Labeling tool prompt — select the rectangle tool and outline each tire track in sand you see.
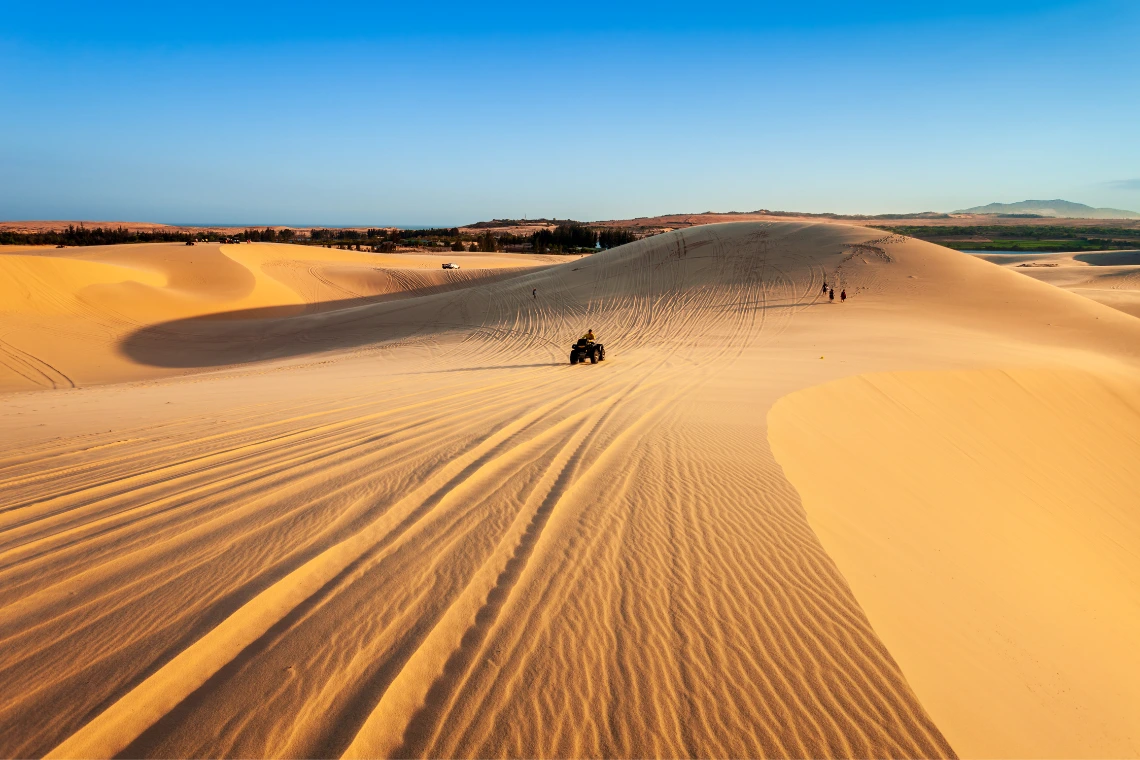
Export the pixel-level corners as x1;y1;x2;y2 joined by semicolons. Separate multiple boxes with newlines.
342;360;686;758
43;386;607;759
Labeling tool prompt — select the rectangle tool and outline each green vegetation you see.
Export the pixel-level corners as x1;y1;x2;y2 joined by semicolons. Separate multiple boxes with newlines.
1;221;645;253
0;225;306;246
531;223;596;253
0;225;209;246
871;225;1140;252
945;241;1123;253
477;231;497;252
238;227;296;242
599;228;637;248
530;224;637;253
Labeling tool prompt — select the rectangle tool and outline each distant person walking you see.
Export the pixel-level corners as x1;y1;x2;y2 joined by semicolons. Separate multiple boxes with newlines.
532;288;537;300
840;288;847;302
829;288;835;302
822;281;828;293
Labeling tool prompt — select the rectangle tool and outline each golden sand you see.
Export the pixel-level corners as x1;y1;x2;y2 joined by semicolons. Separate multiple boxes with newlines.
977;249;1140;319
1;224;1138;757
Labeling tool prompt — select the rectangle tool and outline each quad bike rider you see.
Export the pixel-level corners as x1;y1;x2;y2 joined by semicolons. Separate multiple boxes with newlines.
570;329;606;365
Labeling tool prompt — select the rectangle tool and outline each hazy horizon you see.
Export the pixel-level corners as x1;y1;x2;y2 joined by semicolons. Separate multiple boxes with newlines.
9;198;1140;229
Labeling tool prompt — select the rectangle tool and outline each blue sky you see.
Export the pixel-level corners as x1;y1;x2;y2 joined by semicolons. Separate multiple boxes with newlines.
2;0;1138;225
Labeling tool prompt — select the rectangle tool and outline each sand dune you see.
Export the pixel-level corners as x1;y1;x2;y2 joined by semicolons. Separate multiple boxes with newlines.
0;243;568;391
2;223;1139;758
770;369;1140;758
976;249;1140;318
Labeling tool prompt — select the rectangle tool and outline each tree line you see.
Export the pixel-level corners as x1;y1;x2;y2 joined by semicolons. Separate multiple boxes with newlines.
0;225;299;246
0;225;205;246
307;224;640;254
531;224;636;253
2;223;645;251
876;224;1140;242
238;228;296;242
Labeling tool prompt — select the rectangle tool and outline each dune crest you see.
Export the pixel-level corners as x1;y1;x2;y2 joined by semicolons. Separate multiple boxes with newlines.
976;249;1140;319
3;222;1139;757
0;243;567;391
769;368;1140;758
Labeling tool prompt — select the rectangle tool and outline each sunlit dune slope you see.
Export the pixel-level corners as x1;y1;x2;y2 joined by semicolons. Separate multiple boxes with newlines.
976;249;1140;318
770;369;1140;758
117;224;1140;375
2;222;1139;759
0;242;564;391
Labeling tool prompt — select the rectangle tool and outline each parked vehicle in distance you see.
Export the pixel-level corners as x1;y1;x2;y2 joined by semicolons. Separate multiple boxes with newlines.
442;262;461;269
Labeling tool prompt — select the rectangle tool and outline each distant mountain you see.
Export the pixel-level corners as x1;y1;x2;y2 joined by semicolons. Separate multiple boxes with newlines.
956;200;1140;219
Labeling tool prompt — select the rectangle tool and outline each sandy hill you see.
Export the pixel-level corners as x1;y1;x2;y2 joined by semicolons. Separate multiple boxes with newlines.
974;248;1140;318
0;243;570;390
957;199;1140;219
1;223;1139;759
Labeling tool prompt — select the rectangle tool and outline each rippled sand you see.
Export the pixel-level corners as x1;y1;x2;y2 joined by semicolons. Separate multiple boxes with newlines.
2;223;1138;758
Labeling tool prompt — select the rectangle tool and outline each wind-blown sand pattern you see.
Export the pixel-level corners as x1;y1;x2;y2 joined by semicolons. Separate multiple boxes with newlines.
770;369;1140;758
975;249;1140;319
2;223;1139;758
0;243;567;391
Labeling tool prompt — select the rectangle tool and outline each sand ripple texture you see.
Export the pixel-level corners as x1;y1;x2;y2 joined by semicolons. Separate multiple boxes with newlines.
2;222;1139;758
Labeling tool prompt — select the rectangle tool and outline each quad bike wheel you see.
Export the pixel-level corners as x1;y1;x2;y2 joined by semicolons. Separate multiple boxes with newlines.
597;345;606;361
570;351;578;365
590;348;598;364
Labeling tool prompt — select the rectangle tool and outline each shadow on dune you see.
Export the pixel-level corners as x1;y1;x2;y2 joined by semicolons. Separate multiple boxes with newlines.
116;261;566;369
115;278;580;370
117;293;485;369
1074;250;1140;266
118;223;854;372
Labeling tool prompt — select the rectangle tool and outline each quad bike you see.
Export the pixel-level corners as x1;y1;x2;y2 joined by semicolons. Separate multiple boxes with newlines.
570;338;606;365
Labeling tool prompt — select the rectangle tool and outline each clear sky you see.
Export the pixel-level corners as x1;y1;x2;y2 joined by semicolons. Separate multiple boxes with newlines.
2;0;1138;225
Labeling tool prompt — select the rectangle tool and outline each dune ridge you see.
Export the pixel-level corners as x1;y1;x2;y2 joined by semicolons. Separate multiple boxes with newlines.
976;249;1140;318
0;243;567;391
2;222;1139;757
769;368;1140;758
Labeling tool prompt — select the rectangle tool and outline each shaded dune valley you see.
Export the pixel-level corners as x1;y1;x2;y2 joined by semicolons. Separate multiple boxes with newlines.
2;222;1139;758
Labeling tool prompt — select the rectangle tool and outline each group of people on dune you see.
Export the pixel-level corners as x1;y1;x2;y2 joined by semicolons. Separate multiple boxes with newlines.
822;280;846;302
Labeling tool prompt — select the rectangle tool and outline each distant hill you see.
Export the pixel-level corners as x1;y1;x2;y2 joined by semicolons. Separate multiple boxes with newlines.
956;200;1140;219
